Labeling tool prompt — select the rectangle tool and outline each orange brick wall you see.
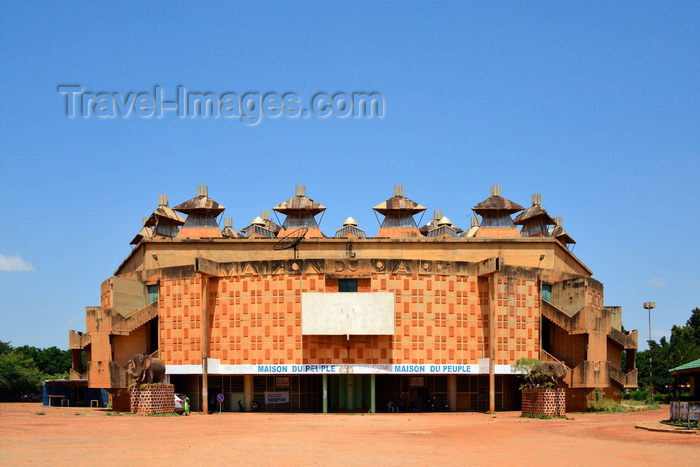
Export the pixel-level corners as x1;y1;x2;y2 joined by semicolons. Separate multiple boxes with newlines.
158;271;540;368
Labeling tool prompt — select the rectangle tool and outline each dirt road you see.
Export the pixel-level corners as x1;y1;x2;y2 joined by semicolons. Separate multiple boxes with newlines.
1;404;697;466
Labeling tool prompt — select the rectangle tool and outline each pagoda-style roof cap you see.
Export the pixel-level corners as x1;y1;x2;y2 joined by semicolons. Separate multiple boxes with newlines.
420;210;462;235
513;194;555;226
549;216;576;245
130;225;153;245
462;217;480;238
335;217;366;238
221;217;242;238
145;206;185;226
472;185;524;215
144;195;185;227
242;215;276;238
173;185;225;215
273;185;326;215
373;185;426;215
241;210;281;235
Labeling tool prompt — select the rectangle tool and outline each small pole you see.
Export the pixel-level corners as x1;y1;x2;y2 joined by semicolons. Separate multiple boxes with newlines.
643;302;656;396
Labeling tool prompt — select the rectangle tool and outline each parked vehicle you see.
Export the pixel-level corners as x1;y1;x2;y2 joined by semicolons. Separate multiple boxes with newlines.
174;393;187;414
20;393;42;402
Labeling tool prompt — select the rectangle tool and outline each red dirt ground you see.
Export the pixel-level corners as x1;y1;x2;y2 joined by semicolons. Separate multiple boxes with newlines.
1;403;698;466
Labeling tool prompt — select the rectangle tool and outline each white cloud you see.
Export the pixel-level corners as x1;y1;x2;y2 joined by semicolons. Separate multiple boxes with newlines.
648;278;668;288
0;254;35;272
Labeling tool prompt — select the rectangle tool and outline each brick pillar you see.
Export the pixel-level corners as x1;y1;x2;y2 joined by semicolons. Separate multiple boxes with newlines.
130;384;175;415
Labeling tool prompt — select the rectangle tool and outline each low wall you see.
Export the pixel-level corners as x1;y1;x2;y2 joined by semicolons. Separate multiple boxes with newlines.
130;384;175;415
669;401;700;422
522;389;566;416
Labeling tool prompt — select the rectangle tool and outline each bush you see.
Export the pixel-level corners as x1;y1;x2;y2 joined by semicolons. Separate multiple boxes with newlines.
621;389;648;401
587;398;627;413
513;358;554;390
652;393;672;404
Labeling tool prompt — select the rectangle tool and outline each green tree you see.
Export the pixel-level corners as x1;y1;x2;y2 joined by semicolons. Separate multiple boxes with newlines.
0;341;12;355
13;345;71;377
637;307;700;393
0;352;43;401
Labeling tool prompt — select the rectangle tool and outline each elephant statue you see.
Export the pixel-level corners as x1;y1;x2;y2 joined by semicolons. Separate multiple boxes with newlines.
126;354;166;384
539;361;568;384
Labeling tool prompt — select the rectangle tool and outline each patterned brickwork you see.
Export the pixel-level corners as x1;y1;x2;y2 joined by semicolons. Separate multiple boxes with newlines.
158;269;541;368
130;384;175;415
521;388;566;416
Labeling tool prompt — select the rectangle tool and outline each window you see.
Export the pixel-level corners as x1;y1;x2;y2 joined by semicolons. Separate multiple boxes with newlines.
541;284;552;303
147;284;159;304
338;279;358;292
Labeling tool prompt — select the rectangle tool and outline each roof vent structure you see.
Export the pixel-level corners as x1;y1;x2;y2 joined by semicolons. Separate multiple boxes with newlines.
174;186;225;238
221;217;242;238
335;217;366;238
471;186;523;238
462;216;480;238
549;216;576;248
144;194;185;238
242;215;276;238
514;193;555;237
426;216;459;238
273;186;326;238
374;186;426;238
420;209;462;236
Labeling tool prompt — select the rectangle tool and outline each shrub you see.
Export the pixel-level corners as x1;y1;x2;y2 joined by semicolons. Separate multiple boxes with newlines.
513;358;554;390
587;398;627;413
621;389;648;401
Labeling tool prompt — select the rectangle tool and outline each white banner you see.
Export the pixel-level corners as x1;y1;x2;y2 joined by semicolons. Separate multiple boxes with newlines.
265;391;290;404
168;361;518;375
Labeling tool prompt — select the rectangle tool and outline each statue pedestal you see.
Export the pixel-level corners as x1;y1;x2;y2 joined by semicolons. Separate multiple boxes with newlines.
130;384;175;415
521;388;566;416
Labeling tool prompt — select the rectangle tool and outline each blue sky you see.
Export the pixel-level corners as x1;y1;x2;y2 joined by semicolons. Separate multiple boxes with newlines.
1;2;698;351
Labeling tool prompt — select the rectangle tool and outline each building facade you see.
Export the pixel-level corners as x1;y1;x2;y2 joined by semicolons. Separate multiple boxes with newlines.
69;185;638;413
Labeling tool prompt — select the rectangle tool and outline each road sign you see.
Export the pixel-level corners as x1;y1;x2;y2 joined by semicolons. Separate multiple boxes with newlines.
217;394;224;403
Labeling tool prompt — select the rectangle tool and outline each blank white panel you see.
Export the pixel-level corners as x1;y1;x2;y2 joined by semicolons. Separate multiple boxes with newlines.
301;292;395;335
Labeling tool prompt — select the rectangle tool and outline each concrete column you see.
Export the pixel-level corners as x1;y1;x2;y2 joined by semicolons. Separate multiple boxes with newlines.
353;375;362;409
370;374;376;413
488;274;496;414
243;374;253;411
323;374;328;414
339;375;347;408
447;374;457;412
200;274;209;414
346;374;355;410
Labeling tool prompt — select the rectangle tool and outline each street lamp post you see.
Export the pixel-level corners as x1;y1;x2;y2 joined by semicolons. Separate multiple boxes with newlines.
643;302;656;396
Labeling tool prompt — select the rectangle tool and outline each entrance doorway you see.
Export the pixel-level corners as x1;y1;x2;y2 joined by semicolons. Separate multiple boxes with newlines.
328;375;372;412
